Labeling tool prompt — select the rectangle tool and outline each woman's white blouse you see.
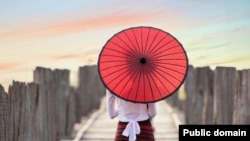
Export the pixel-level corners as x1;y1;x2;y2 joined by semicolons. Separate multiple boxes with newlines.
106;89;157;141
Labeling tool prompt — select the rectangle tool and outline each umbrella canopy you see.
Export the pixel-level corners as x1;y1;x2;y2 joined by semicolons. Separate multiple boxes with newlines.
98;26;188;103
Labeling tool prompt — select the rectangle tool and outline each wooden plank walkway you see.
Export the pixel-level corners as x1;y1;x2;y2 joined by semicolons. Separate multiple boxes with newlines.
63;97;183;141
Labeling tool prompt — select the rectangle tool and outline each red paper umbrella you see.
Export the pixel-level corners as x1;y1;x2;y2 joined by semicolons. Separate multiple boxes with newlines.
98;26;188;103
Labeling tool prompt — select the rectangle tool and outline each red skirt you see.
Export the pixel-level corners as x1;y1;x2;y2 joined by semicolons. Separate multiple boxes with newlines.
114;119;155;141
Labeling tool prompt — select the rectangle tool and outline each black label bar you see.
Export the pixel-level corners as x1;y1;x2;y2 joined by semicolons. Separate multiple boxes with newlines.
179;125;250;140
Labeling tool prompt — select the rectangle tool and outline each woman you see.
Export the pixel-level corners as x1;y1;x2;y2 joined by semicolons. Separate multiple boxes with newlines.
106;89;157;141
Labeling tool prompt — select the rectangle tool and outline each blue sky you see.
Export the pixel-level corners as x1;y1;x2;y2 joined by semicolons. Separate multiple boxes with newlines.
0;0;250;90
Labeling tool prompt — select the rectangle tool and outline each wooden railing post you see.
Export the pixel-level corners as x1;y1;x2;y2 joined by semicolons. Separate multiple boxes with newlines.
77;65;105;117
184;65;214;124
0;84;10;141
184;65;197;124
233;69;250;124
54;69;70;137
34;67;59;141
0;65;105;140
213;66;237;124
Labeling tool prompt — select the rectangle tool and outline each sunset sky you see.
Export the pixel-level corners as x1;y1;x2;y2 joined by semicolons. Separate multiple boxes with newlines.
1;0;250;91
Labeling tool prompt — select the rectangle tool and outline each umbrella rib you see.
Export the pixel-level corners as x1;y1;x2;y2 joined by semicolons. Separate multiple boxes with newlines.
154;63;186;76
116;35;140;57
134;64;143;102
104;64;140;98
146;34;169;57
101;58;140;79
145;69;155;101
100;60;129;64
123;32;141;56
152;67;178;89
102;65;130;80
101;54;129;59
143;27;151;55
111;63;137;95
126;62;142;100
100;63;128;71
107;58;140;100
149;68;170;98
117;62;140;100
152;52;186;60
148;67;162;99
148;39;175;57
149;61;186;68
154;64;185;84
140;27;144;56
132;28;142;54
152;58;187;62
150;45;181;57
109;41;137;58
145;30;160;56
145;63;162;101
142;67;146;102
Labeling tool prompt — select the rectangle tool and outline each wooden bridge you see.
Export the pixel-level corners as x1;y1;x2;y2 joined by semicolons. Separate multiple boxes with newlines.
62;97;183;141
1;65;249;141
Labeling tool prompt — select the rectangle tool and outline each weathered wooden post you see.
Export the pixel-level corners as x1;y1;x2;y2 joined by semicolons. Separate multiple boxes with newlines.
34;67;59;141
213;66;237;124
91;65;105;110
66;87;77;136
9;81;26;141
86;65;97;111
77;66;90;116
0;81;40;141
0;85;10;141
54;69;70;137
233;69;250;124
199;66;214;124
184;65;197;124
166;91;179;108
19;82;39;141
77;65;105;117
184;65;214;124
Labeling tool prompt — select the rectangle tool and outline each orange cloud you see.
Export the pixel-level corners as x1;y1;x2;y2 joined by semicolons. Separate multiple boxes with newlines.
0;12;156;40
0;62;20;70
52;54;79;61
43;13;150;36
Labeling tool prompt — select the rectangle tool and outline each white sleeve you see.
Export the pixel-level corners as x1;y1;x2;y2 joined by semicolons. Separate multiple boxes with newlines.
148;103;157;118
106;89;119;119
